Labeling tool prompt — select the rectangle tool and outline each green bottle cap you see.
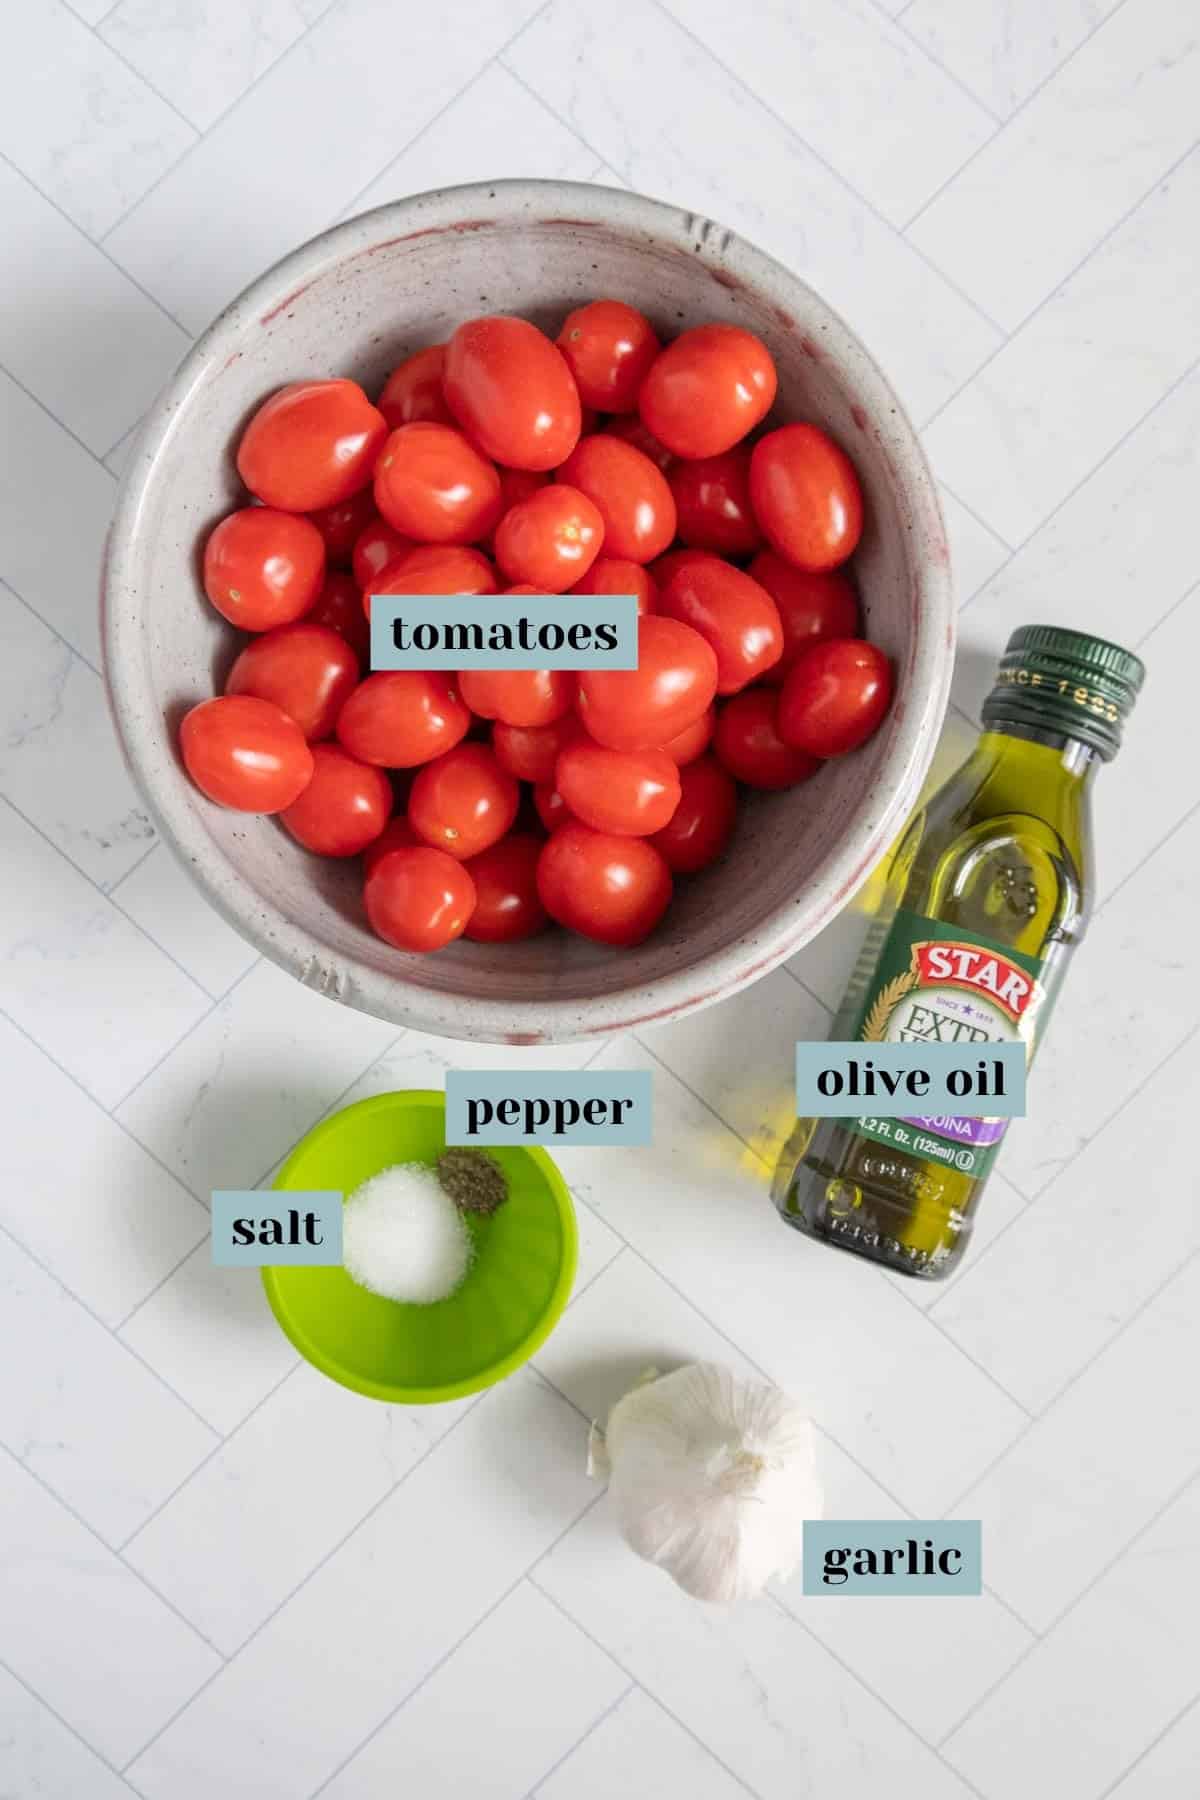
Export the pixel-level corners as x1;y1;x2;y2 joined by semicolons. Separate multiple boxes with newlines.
981;624;1145;760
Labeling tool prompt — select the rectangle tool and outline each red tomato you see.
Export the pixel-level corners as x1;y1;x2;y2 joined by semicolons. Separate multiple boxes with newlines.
483;467;549;553
180;695;313;813
362;814;418;878
408;743;519;860
373;422;501;545
279;743;392;856
493;714;583;784
533;782;569;833
537;823;672;947
555;300;660;412
649;548;724;589
351;518;414;592
639;325;776;459
557;741;681;837
304;569;371;661
570;556;657;615
364;845;475;953
203;508;325;631
577;614;718;752
463;834;548;943
494;484;604;591
557;436;675;564
650;754;738;873
659;560;783;694
748;425;863;571
443;316;581;471
236;379;387;511
305;490;377;567
366;544;497;615
605;412;675;472
377;345;453;428
747;551;859;684
713;689;820;790
226;621;358;740
669;447;762;557
660;704;715;765
458;668;574;729
336;672;470;767
776;638;893;757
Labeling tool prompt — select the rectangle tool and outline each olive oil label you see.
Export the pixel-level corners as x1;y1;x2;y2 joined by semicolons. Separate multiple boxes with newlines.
845;908;1044;1179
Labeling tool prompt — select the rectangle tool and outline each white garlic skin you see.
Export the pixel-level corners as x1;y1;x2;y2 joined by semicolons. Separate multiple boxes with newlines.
604;1362;822;1605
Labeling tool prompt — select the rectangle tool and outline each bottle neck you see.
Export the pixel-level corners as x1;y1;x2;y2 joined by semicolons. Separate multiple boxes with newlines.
979;721;1100;785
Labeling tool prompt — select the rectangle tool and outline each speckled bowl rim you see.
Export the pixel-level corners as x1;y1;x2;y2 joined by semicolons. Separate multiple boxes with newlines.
102;178;954;1044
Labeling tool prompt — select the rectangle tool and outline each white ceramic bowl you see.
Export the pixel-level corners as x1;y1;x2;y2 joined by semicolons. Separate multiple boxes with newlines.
103;179;953;1045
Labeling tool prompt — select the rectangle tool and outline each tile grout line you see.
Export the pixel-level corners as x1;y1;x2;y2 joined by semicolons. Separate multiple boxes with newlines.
84;17;210;138
858;0;1006;126
0;145;194;342
1094;791;1200;922
527;1574;766;1800
957;348;1200;618
938;476;1015;556
0;1651;142;1794
0;354;121;477
105;953;262;1119
1095;1690;1200;1800
779;960;835;1016
521;1678;637;1800
900;0;1136;234
0;1441;226;1662
912;131;1200;437
0;573;105;681
937;1462;1200;1756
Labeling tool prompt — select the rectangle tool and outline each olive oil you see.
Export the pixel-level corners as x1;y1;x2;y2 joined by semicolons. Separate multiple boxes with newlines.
772;625;1144;1279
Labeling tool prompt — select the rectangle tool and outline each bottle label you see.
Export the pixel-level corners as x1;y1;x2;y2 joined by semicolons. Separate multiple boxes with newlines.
844;909;1044;1180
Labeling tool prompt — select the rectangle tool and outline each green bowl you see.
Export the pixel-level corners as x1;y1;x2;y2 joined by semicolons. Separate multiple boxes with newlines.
262;1091;577;1404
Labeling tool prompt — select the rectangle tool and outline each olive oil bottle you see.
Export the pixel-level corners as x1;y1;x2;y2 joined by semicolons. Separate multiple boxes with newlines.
772;625;1144;1279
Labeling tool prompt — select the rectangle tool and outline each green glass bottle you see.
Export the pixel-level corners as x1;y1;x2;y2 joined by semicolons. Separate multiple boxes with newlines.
772;624;1145;1279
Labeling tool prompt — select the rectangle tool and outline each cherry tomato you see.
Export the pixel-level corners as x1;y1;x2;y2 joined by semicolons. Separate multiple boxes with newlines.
364;845;475;953
443;316;581;471
203;508;325;631
408;743;519;860
577;614;718;752
236;379;388;511
639;325;776;459
493;714;583;784
712;689;820;790
458;668;575;729
537;823;672;947
747;551;859;685
494;484;604;591
365;544;497;615
305;490;377;567
650;754;738;873
533;781;570;833
180;695;313;813
659;704;715;765
279;743;392;856
225;621;358;740
362;814;418;878
659;560;783;694
669;447;762;557
557;741;681;837
483;467;549;553
373;422;501;545
604;412;675;472
557;436;675;564
463;834;548;943
336;672;470;767
555;300;660;412
304;569;371;661
377;345;454;428
351;518;414;592
648;548;723;589
570;556;657;615
748;425;863;571
776;638;892;757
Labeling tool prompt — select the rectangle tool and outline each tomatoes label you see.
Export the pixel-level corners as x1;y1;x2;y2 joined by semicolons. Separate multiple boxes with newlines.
366;593;639;671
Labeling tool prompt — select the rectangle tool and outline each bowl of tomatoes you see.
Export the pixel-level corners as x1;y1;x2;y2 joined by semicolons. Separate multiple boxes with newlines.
103;179;953;1044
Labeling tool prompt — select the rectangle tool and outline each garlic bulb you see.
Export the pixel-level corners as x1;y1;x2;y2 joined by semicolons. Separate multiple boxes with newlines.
591;1362;822;1604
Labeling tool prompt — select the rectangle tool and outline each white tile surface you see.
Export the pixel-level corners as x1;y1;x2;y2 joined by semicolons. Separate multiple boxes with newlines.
4;10;1200;1795
0;1229;215;1547
0;1452;218;1767
909;0;1200;325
